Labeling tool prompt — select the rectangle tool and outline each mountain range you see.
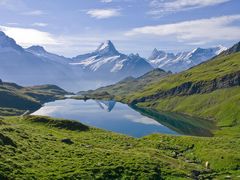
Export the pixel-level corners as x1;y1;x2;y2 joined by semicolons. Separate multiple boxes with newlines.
0;30;230;91
71;40;153;79
0;31;153;91
148;46;227;73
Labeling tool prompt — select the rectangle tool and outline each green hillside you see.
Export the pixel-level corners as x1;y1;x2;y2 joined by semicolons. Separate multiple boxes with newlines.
1;115;239;179
0;81;69;116
85;43;240;135
79;68;171;99
128;52;240;101
1;43;240;179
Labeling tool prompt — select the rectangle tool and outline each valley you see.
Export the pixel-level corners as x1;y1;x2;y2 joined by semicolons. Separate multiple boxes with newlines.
0;33;240;179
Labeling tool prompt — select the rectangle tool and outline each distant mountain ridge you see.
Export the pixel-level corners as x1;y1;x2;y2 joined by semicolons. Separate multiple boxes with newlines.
26;45;72;64
148;45;227;73
71;40;153;79
0;32;152;91
0;30;234;91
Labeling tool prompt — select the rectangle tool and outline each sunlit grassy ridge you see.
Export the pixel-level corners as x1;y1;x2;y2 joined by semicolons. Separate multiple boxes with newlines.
137;87;240;135
1;116;240;179
128;52;240;99
0;82;69;116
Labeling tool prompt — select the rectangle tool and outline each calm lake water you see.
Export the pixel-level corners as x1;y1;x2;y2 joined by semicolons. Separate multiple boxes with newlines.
32;99;178;137
32;99;215;137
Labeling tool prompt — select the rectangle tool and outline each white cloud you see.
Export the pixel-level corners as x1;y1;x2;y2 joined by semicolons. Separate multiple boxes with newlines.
0;25;58;46
0;24;127;56
101;0;113;2
86;8;120;19
22;10;45;16
125;15;240;43
124;114;162;126
148;0;231;16
32;22;48;27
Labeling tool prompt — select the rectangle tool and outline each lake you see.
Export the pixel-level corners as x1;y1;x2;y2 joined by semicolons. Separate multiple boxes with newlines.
32;99;214;137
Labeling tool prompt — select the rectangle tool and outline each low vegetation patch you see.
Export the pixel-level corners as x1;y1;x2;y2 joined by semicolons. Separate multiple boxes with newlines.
25;115;89;131
0;116;240;179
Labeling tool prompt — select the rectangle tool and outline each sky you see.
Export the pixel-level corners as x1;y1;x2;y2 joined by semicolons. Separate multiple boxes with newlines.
0;0;240;58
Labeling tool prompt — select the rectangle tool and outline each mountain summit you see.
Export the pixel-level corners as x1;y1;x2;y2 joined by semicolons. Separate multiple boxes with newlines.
26;45;71;64
148;46;227;73
72;40;153;79
0;31;23;51
95;40;119;55
26;45;47;54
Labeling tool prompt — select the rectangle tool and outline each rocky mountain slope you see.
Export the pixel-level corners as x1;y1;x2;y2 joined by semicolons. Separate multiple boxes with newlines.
71;40;153;79
0;31;153;91
0;31;76;89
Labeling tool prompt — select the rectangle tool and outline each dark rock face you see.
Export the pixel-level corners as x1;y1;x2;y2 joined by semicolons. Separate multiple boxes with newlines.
131;71;240;104
0;79;2;85
61;138;74;145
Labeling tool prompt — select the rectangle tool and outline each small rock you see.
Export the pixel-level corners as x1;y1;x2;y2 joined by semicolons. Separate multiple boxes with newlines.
191;170;200;178
61;138;74;145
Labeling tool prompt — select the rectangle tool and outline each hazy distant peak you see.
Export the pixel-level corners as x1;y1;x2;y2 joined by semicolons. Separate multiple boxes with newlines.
26;45;47;54
0;31;23;51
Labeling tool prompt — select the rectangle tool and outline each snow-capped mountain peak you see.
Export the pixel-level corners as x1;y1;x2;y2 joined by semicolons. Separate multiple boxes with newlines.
71;40;153;79
95;40;119;56
148;45;227;72
215;45;227;54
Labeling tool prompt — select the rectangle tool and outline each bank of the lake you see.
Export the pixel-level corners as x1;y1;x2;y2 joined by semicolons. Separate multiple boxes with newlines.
1;115;240;179
32;99;215;137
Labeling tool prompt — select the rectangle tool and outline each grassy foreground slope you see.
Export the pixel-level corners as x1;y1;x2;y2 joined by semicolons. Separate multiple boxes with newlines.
1;116;240;179
0;80;69;116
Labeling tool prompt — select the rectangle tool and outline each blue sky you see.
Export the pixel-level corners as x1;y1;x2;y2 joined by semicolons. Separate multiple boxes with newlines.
0;0;240;57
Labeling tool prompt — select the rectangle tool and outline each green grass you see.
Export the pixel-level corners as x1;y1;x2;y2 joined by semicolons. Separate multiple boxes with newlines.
1;49;240;179
131;52;240;98
137;87;240;135
0;82;69;116
81;68;170;98
1;115;240;179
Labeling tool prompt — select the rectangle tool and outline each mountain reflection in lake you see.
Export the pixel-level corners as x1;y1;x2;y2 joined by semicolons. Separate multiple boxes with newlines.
32;99;178;137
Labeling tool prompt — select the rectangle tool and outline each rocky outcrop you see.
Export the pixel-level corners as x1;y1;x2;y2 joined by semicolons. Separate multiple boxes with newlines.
131;71;240;104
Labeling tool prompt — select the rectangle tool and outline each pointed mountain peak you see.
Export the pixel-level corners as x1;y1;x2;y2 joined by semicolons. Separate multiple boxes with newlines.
152;48;159;53
149;48;167;60
0;31;23;51
26;45;47;54
95;40;119;55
